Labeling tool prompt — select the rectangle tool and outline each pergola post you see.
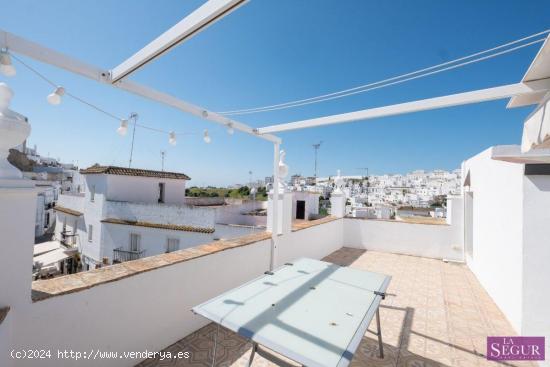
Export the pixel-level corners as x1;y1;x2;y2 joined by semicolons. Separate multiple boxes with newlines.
270;143;280;271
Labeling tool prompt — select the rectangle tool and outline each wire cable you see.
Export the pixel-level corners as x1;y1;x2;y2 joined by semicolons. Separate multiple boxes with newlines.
218;30;550;116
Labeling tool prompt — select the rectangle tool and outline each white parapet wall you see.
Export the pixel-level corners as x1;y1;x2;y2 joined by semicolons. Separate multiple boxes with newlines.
104;200;216;229
342;217;463;261
11;219;344;367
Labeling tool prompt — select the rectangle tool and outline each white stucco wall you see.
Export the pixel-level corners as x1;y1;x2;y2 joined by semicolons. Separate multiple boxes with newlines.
521;174;550;359
215;200;267;227
11;219;344;367
56;193;85;213
102;223;214;261
0;182;37;367
278;219;343;264
105;175;186;205
0;311;13;367
463;147;525;332
104;201;215;229
343;218;463;261
291;191;320;220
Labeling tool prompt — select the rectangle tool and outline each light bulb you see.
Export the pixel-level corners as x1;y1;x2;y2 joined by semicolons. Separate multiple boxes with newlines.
203;129;211;144
227;123;234;135
169;131;177;146
0;51;15;77
47;86;65;105
117;119;128;136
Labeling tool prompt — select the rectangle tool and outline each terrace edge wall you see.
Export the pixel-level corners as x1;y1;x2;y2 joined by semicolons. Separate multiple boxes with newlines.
12;218;344;367
341;217;463;261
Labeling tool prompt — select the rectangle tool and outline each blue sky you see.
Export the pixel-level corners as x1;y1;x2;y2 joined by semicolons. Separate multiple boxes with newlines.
1;1;548;186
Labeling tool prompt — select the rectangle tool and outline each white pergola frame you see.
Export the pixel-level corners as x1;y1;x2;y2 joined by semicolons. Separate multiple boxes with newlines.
1;1;549;271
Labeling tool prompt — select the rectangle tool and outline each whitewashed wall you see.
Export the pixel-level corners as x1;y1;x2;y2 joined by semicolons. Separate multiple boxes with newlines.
0;182;37;367
463;147;525;332
12;219;344;367
291;191;320;220
343;218;463;261
105;175;186;205
57;193;85;212
104;201;216;229
278;219;343;264
215;200;267;227
520;174;550;361
0;311;12;367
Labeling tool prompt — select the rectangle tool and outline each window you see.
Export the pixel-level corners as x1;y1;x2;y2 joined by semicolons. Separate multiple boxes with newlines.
90;185;96;202
158;183;165;203
129;233;141;252
166;238;180;253
62;217;67;233
88;224;93;242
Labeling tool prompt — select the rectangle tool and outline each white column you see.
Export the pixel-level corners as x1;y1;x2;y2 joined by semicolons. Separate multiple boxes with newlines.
330;170;347;218
269;143;279;271
330;193;347;218
0;83;35;367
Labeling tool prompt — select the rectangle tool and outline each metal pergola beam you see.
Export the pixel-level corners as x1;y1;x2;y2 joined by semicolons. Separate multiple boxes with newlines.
0;28;280;144
110;0;248;83
257;80;550;134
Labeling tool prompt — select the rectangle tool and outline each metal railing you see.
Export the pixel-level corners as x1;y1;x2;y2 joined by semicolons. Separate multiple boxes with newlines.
113;247;146;263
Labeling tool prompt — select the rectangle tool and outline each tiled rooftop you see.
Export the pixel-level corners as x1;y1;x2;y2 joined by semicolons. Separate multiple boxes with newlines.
101;218;215;233
53;205;83;216
80;165;191;180
137;248;534;367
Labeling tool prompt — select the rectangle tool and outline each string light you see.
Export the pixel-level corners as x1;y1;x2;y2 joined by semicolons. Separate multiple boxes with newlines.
9;52;226;146
169;131;177;145
203;129;211;144
117;119;129;136
0;50;16;77
47;86;65;105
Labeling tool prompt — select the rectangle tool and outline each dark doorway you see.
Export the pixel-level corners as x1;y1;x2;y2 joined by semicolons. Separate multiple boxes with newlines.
296;200;306;220
158;183;165;203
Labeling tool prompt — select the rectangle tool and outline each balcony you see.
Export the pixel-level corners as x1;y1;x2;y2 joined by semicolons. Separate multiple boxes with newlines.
112;247;146;263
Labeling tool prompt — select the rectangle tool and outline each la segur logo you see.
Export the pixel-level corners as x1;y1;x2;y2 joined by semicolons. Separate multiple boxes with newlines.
487;337;545;361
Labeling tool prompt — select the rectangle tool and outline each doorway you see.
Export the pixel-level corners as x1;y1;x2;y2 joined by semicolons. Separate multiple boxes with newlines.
296;200;306;220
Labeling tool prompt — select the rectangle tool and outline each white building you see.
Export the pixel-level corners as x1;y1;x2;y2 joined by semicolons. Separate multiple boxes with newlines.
54;165;219;269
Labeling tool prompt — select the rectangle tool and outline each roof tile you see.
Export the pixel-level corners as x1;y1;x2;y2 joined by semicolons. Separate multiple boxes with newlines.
80;165;190;180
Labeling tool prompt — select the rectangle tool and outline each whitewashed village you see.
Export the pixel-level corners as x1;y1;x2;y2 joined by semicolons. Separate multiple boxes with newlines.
1;2;550;367
12;138;460;277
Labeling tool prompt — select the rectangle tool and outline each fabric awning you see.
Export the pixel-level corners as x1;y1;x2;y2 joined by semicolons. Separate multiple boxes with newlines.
33;241;61;256
33;248;70;267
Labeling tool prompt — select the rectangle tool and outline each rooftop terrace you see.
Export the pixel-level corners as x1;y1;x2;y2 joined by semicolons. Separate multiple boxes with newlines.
137;248;531;367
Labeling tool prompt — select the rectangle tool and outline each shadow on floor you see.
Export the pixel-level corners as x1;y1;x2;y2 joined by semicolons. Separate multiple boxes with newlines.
322;247;366;267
